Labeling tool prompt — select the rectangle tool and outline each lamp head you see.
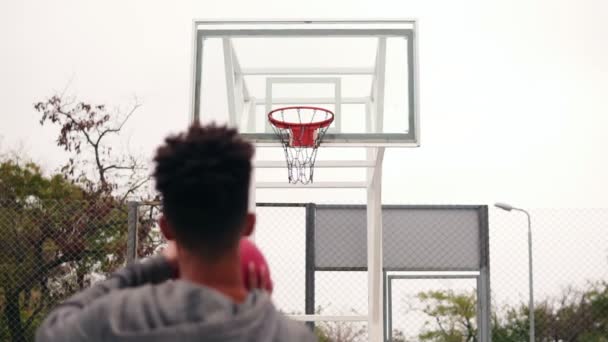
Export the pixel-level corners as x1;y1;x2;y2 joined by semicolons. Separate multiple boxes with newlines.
494;202;514;211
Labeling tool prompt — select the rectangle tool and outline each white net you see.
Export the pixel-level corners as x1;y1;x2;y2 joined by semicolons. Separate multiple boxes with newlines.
268;106;334;184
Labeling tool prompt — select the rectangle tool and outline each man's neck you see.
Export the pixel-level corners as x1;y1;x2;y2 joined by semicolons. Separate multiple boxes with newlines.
177;248;248;303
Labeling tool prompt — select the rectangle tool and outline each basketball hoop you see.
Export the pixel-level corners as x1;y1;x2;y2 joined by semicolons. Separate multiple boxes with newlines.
268;106;334;184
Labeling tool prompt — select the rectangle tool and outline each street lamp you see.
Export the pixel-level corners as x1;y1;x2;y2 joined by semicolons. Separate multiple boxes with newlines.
495;202;535;342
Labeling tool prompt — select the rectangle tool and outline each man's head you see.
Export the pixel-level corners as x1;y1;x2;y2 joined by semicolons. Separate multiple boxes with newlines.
153;123;255;259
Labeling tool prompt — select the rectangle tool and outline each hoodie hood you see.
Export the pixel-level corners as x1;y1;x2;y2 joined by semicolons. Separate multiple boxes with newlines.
36;256;316;342
100;280;314;342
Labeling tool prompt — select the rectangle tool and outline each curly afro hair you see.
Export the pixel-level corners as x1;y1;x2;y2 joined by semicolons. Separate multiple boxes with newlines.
153;123;254;256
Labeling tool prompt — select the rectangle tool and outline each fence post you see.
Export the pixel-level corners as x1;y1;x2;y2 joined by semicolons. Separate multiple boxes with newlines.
383;269;388;341
478;205;491;341
127;201;139;265
305;202;316;330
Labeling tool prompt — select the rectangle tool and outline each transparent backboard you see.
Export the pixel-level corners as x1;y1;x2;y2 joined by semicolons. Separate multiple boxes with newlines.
191;20;419;147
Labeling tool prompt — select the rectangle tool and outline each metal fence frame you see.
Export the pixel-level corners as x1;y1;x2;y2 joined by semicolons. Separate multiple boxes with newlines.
254;203;491;341
4;200;606;341
385;274;481;341
126;201;139;265
126;202;490;340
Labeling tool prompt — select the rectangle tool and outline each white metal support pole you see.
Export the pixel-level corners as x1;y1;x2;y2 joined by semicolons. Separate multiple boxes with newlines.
234;75;245;124
255;97;368;105
367;40;387;341
247;96;256;133
264;79;273;133
230;44;250;101
222;38;237;126
241;67;375;75
367;147;384;342
365;99;373;134
230;43;250;128
334;78;342;133
288;315;368;322
240;100;252;132
372;38;387;132
190;25;203;123
256;181;367;189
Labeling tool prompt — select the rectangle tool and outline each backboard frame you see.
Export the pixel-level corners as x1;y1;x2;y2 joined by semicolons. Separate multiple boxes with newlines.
190;19;420;147
265;77;342;134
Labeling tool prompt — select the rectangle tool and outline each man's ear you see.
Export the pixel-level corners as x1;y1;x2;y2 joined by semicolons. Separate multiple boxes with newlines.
159;215;176;241
242;213;256;237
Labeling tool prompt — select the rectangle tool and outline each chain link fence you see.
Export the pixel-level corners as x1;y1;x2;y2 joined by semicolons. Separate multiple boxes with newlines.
0;199;127;342
0;199;162;342
1;200;606;341
487;208;608;342
238;204;607;341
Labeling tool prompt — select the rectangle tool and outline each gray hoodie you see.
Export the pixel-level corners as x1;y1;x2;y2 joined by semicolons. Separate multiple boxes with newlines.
36;257;316;342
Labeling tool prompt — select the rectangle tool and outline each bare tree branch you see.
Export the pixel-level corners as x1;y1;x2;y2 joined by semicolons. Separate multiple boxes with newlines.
96;103;141;144
120;176;151;204
102;164;141;172
436;316;449;336
35;95;150;198
53;107;98;149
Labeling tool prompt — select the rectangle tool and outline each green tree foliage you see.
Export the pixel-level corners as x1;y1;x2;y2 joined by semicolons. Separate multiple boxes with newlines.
0;94;161;342
0;160;128;342
33;94;162;259
417;290;478;342
314;321;367;342
413;282;608;342
309;305;367;342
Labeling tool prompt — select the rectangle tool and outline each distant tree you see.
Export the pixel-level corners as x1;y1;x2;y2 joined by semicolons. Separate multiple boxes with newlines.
415;282;608;342
0;93;162;342
0;160;127;342
584;281;608;341
315;321;367;342
390;329;408;341
34;95;148;199
33;94;161;259
311;305;368;342
416;290;478;342
497;282;608;341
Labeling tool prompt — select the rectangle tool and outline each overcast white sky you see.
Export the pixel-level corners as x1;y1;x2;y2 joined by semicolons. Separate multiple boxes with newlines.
1;0;608;208
1;0;607;334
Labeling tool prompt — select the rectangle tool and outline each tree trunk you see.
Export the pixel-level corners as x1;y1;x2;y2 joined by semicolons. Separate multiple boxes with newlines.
5;290;26;342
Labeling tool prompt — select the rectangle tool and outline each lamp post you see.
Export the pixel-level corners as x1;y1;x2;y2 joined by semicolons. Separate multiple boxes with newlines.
495;202;534;342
